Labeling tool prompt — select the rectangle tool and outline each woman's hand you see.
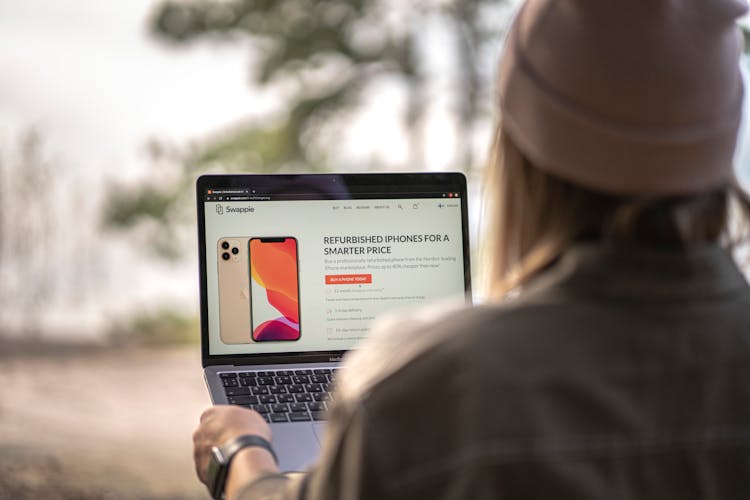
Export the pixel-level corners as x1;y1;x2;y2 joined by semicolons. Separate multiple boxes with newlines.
193;405;280;497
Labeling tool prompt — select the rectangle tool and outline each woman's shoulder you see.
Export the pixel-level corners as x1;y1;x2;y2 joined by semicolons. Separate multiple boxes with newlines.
334;296;550;402
334;297;467;401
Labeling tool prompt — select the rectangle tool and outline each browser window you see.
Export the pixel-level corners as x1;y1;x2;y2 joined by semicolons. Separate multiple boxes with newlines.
203;191;466;355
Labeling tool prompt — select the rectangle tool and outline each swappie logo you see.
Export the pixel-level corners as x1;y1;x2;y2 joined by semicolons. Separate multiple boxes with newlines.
225;205;255;214
216;204;256;215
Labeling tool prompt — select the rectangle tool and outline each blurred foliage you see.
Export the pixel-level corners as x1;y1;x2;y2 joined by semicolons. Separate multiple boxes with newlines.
104;0;507;256
110;308;200;346
105;185;178;228
148;0;504;170
0;129;99;335
102;139;196;260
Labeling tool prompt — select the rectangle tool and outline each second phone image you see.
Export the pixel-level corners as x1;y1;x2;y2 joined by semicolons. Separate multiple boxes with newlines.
249;237;301;342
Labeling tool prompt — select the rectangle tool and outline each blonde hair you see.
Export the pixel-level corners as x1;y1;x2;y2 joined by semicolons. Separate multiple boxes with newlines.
482;125;750;300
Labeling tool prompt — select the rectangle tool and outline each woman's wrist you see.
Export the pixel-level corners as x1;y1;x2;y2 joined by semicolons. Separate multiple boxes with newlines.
225;445;281;499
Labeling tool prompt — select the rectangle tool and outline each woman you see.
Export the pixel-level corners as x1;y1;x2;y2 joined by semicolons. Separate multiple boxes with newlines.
193;0;750;498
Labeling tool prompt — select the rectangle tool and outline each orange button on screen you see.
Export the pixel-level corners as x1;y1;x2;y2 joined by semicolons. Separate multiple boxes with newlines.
325;274;373;285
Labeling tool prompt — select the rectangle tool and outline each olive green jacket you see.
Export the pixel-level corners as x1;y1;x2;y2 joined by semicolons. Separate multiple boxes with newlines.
238;243;750;499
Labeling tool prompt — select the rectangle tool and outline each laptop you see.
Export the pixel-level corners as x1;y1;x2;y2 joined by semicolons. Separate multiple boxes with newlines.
196;173;472;471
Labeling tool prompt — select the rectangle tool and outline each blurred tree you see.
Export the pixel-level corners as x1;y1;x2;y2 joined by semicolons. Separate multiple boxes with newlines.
0;130;54;335
103;138;194;260
152;0;420;170
104;0;509;252
149;0;508;171
0;130;100;337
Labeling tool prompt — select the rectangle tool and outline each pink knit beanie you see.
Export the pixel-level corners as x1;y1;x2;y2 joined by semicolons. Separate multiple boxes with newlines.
498;0;748;195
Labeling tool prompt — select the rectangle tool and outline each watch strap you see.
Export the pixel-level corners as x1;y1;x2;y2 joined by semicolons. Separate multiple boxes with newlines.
222;434;278;466
208;434;278;500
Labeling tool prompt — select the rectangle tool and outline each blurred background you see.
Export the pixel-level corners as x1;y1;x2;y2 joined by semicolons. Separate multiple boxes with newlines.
1;1;750;498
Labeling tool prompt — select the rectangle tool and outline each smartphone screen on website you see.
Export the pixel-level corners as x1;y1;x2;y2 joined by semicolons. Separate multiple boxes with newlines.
249;237;301;341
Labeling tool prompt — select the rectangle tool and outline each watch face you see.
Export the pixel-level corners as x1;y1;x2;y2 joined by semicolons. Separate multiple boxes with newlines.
211;445;228;465
207;446;229;499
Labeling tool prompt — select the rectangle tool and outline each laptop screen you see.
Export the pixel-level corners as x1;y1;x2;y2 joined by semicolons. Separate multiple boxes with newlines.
197;173;471;361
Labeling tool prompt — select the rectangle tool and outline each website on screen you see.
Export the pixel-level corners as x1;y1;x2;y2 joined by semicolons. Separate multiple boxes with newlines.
205;197;465;355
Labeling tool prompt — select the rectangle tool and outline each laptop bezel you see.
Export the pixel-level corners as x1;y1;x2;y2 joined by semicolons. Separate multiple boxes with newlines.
196;173;472;368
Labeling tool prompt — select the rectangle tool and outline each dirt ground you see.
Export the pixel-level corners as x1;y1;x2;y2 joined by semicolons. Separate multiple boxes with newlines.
0;341;212;499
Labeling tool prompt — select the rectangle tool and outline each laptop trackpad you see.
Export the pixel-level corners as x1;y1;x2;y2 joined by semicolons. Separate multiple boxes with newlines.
274;423;322;473
312;423;327;445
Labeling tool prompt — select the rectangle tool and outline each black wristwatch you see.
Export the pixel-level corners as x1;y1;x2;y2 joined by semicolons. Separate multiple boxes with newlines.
205;434;278;500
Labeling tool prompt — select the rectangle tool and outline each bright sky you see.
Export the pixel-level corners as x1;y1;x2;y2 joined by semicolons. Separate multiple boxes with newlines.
0;0;258;181
2;0;749;181
0;0;266;337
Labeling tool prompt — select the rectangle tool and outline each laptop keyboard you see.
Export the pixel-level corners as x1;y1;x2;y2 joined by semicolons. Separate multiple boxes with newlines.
219;368;339;423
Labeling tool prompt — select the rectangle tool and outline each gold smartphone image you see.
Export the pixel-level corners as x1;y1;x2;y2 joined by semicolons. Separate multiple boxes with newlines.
217;237;252;344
